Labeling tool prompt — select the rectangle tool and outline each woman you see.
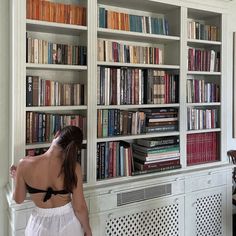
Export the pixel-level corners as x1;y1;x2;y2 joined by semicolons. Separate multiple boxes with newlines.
10;126;92;236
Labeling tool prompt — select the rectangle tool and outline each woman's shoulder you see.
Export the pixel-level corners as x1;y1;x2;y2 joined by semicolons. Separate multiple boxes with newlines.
18;154;43;167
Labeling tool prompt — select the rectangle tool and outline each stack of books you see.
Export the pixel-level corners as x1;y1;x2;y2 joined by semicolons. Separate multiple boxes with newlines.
132;136;181;174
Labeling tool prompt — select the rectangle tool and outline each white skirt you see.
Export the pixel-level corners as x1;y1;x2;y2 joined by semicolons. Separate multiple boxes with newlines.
25;202;84;236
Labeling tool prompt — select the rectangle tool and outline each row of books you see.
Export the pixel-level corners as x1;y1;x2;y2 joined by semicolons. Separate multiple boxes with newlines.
97;67;179;105
26;146;87;181
97;141;132;179
26;76;86;107
26;36;87;65
26;112;87;144
97;39;163;64
97;110;145;137
187;79;220;103
98;7;169;35
187;20;219;41
26;0;86;26
187;132;219;165
97;108;179;138
187;107;218;130
188;48;220;72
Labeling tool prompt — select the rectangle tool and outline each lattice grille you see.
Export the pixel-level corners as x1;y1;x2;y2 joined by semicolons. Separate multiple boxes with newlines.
105;203;179;236
196;193;222;236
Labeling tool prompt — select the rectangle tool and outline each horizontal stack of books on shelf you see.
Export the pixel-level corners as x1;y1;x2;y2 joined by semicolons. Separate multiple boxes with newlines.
26;76;86;107
187;132;219;165
97;141;132;180
98;6;169;35
26;0;86;26
144;108;178;133
132;136;181;175
26;112;87;143
97;67;179;105
26;36;87;65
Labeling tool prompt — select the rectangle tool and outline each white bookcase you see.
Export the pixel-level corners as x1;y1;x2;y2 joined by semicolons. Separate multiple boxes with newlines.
6;0;233;235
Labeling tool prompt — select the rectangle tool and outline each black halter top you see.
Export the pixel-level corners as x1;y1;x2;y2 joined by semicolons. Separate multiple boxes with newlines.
26;184;69;202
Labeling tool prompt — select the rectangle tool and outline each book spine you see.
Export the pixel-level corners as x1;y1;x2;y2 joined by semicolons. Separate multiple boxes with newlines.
134;158;180;171
131;164;181;176
26;76;33;106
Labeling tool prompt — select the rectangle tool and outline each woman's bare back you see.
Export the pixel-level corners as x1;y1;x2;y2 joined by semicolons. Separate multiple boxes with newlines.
22;152;71;208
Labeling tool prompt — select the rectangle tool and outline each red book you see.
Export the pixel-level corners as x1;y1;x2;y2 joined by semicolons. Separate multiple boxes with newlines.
45;80;51;106
134;158;180;171
107;142;112;178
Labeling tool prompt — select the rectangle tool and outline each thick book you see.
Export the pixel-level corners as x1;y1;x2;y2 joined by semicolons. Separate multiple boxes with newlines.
131;164;181;176
26;76;33;106
136;136;179;147
134;158;180;170
133;151;180;162
132;143;179;153
145;124;178;133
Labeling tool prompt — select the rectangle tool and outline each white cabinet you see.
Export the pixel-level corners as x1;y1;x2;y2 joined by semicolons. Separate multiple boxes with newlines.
185;186;227;236
91;196;185;236
6;165;232;236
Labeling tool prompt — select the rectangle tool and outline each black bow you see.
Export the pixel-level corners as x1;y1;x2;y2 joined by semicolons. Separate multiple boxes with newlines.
43;187;56;202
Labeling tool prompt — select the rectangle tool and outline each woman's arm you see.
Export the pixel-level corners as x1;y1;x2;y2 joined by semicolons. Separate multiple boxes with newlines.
11;160;27;204
72;163;92;236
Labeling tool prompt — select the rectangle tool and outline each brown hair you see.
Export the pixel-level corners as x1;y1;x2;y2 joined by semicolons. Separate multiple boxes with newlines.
56;126;83;193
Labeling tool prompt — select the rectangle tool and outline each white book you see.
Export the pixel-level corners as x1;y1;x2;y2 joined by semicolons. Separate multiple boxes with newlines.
97;66;101;104
38;39;43;64
43;40;48;64
34;38;39;64
210;50;216;72
159;48;163;64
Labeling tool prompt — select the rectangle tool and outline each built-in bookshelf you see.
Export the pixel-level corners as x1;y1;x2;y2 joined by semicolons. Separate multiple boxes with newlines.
23;0;89;182
96;1;182;180
10;0;227;187
186;8;222;166
9;1;232;235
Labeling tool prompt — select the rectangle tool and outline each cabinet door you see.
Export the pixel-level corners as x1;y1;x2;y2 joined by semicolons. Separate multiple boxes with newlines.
90;196;184;236
185;186;227;236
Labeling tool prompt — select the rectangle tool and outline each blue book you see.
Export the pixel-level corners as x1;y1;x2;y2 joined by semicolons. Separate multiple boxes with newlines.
99;7;105;28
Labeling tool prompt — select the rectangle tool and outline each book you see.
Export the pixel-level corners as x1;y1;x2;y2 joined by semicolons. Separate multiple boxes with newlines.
134;158;180;171
26;76;33;106
136;136;179;147
131;164;181;176
133;151;180;162
145;124;178;133
132;143;179;153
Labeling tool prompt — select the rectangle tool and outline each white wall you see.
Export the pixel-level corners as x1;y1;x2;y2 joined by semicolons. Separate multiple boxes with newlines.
226;2;236;151
0;0;9;235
